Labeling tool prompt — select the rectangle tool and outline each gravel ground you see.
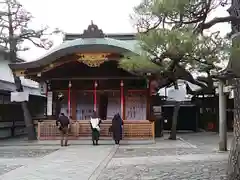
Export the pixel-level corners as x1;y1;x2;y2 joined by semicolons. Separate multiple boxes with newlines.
0;148;59;158
98;160;227;180
98;132;230;180
115;147;214;158
0;165;23;175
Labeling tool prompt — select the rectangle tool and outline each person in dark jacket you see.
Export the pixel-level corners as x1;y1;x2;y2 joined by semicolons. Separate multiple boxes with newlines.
111;113;123;145
56;113;70;147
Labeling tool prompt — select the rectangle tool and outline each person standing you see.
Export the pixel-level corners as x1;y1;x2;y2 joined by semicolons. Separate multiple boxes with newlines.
56;113;70;147
111;113;123;145
90;111;101;145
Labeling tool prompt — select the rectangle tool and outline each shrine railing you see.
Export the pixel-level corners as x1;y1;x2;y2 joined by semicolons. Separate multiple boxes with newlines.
36;120;154;140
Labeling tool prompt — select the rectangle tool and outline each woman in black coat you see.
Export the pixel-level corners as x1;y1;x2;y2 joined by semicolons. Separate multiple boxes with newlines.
111;113;123;145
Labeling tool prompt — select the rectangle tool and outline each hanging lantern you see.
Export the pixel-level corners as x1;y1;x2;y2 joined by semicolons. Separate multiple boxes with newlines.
69;81;72;88
94;81;98;88
120;81;124;87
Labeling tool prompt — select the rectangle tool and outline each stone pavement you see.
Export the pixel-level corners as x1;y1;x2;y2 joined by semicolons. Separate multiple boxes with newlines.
98;134;229;180
0;145;117;180
0;132;232;180
0;138;155;146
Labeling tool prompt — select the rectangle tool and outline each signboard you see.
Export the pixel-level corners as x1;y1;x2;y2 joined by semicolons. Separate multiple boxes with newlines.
153;106;162;118
47;91;53;116
168;88;186;102
11;92;29;102
39;82;47;95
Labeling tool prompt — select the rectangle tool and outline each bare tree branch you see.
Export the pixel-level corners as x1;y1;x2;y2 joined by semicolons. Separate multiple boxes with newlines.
0;0;62;53
196;15;238;33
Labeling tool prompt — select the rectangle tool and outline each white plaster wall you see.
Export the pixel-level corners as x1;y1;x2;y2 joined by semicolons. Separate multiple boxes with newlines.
158;80;202;101
0;56;38;88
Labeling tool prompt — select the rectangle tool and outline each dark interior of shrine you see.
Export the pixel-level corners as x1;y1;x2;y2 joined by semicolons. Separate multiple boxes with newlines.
44;59;148;120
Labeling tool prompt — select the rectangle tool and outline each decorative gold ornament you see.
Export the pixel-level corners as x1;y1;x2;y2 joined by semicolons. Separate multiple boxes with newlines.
76;53;110;67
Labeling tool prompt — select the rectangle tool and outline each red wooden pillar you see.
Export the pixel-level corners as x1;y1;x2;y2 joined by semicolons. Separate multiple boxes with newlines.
71;90;76;120
68;81;72;117
45;82;49;118
46;81;53;119
120;80;125;119
94;81;98;112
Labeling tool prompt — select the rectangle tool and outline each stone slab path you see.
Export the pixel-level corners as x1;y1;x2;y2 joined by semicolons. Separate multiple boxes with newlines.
0;145;117;180
0;132;231;180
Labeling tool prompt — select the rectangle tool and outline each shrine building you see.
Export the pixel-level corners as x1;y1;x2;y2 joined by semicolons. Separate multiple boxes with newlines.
9;22;155;140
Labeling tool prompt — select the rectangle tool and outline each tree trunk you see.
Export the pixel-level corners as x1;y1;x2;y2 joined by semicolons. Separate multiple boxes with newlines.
21;101;36;140
160;117;164;137
227;78;240;179
169;102;180;140
14;75;36;140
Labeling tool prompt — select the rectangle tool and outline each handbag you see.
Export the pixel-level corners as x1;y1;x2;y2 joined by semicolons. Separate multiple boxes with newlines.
96;125;100;132
58;125;63;131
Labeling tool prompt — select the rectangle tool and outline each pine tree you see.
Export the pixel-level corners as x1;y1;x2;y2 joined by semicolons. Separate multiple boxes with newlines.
120;0;231;140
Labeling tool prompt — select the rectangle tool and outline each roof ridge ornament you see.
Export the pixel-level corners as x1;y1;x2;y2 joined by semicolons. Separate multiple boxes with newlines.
81;20;105;38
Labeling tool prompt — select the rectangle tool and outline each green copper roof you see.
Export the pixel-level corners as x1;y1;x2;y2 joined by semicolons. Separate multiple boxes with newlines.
61;38;140;54
9;38;141;70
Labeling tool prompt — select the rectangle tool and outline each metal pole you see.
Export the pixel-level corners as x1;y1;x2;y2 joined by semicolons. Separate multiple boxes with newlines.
218;80;227;151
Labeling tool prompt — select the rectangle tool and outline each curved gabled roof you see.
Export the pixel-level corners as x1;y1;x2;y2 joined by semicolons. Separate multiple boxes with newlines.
9;37;141;70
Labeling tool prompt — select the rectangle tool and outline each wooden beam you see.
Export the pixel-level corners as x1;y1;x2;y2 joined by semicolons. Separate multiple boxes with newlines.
25;56;76;77
47;77;143;80
41;59;74;73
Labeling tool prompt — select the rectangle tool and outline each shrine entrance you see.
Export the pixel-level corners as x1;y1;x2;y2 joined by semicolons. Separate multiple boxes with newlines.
9;22;155;140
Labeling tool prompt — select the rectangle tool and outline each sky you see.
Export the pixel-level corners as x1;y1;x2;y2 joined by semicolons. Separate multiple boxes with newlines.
17;0;231;62
18;0;141;61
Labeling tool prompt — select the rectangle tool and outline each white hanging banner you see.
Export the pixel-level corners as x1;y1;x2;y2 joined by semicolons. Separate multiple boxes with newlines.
11;92;29;102
167;87;186;102
47;91;53;116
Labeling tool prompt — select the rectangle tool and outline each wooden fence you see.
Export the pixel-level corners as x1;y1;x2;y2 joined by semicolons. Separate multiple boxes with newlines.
36;120;154;140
